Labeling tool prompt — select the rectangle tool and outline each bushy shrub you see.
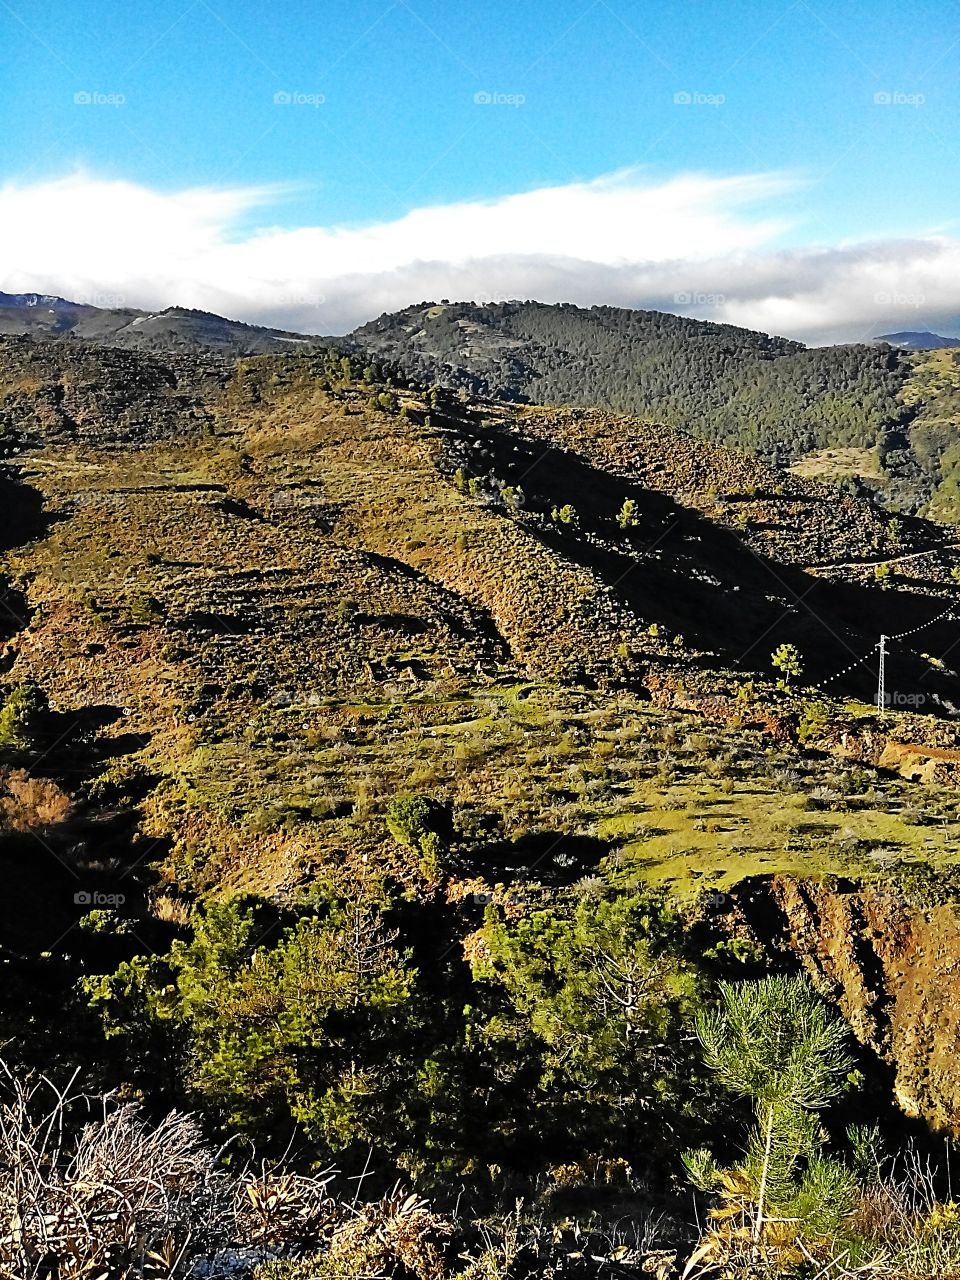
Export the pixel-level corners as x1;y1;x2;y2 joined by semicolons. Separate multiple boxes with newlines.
616;497;639;529
0;679;50;756
386;794;449;877
0;768;72;831
86;896;417;1150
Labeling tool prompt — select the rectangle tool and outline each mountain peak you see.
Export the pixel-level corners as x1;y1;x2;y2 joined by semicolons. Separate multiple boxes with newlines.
0;290;73;309
875;330;960;350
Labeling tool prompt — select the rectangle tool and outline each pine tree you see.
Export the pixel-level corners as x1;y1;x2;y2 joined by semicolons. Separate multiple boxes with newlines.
616;497;639;529
771;643;803;684
684;976;854;1254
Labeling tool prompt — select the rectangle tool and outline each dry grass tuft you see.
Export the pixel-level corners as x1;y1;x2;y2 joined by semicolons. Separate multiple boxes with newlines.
0;769;73;832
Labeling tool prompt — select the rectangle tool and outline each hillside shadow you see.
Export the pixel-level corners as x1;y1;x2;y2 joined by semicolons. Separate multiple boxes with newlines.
466;830;609;887
462;419;960;711
0;468;58;642
0;468;53;551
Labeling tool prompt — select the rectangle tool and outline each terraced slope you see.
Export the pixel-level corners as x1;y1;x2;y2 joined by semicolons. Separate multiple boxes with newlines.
3;339;960;920
10;337;960;1161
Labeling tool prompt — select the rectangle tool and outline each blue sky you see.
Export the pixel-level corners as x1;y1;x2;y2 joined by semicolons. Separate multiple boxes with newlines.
2;0;959;339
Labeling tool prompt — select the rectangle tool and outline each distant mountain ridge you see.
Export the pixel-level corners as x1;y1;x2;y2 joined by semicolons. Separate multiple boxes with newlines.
0;291;68;307
0;290;323;356
876;330;960;351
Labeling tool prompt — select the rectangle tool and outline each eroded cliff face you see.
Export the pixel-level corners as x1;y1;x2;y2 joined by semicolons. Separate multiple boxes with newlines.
737;877;960;1132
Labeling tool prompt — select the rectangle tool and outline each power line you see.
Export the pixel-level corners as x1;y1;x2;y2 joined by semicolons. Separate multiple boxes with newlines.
809;646;878;693
887;601;956;642
802;599;957;697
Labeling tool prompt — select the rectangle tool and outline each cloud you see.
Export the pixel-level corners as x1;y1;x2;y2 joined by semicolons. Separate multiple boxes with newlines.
0;168;958;343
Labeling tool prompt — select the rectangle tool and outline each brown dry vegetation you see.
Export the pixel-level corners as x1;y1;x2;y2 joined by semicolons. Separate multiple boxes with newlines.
0;769;73;832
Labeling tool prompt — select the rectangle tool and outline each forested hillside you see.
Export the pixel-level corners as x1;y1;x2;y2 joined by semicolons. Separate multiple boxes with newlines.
894;346;960;521
349;300;911;463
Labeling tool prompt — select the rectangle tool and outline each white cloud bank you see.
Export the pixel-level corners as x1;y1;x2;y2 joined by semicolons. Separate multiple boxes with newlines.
1;168;958;344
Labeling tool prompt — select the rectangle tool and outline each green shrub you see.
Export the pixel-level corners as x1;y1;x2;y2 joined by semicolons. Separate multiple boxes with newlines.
386;795;448;877
616;497;639;528
0;680;50;756
85;895;417;1147
551;503;578;527
771;642;803;684
798;700;834;744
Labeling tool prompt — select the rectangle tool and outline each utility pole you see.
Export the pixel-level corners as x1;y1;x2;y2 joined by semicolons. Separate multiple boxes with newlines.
876;634;887;714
